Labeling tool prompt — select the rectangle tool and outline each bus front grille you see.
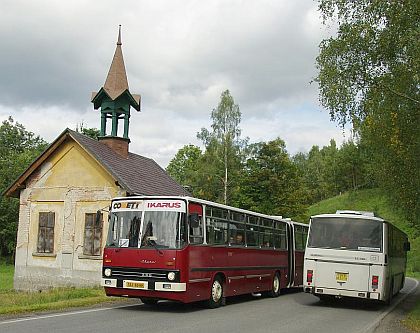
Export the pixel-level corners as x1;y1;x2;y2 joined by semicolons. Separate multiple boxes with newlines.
103;267;178;281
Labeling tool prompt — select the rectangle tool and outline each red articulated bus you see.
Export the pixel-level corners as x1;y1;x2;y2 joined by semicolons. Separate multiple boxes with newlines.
101;196;308;307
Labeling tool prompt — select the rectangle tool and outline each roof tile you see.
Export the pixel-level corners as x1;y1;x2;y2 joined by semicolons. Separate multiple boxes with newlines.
68;129;189;196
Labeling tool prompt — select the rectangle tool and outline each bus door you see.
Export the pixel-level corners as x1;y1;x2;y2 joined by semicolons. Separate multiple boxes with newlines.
287;223;295;287
293;225;307;286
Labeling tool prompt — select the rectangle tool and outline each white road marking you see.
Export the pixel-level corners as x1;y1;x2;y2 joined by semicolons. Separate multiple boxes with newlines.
0;303;139;326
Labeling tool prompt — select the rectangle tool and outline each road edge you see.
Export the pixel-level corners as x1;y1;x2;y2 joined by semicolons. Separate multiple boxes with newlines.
361;278;419;333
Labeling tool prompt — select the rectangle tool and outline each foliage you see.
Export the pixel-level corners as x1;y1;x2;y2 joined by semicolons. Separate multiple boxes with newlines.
0;117;48;257
316;0;420;229
293;139;372;205
236;138;305;218
76;122;100;140
197;90;246;204
166;144;202;193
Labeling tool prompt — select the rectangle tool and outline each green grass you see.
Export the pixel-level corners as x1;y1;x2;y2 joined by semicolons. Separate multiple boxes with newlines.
403;299;420;333
303;189;404;227
301;188;420;277
0;287;114;315
0;262;122;315
0;262;14;292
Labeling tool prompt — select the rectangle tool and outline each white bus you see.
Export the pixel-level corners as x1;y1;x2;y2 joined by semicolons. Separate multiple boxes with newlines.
303;211;410;303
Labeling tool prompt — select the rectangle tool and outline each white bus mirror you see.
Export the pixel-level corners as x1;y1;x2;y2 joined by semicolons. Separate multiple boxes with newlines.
189;213;200;228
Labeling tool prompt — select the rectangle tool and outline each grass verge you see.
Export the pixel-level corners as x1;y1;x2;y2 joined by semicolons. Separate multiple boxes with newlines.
0;262;14;292
402;299;420;333
408;272;420;280
0;287;116;315
0;262;123;316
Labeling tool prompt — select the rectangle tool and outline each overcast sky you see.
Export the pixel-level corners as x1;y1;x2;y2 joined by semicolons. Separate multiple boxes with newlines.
0;0;348;167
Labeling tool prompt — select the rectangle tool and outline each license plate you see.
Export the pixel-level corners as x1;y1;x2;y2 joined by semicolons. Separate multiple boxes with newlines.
336;272;348;282
125;281;145;289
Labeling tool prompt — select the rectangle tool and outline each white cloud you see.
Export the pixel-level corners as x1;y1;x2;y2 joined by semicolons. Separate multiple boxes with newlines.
0;0;341;168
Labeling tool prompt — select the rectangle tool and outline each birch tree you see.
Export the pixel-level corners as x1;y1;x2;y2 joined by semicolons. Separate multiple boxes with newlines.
197;90;244;204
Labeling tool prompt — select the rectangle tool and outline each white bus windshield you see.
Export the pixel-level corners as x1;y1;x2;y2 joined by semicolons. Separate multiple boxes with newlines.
308;217;383;252
106;210;186;249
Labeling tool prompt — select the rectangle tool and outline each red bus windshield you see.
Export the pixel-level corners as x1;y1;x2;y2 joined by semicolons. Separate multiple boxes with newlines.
106;210;187;249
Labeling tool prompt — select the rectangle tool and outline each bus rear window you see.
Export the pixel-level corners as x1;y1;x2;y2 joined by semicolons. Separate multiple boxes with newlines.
308;217;383;252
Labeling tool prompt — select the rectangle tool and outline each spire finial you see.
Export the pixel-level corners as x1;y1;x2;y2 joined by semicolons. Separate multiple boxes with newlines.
117;25;122;45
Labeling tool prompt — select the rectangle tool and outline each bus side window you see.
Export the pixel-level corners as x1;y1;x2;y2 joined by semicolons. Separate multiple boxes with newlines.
302;226;308;247
295;226;305;250
246;216;259;247
206;220;228;244
206;217;214;244
229;212;245;246
206;207;229;245
273;222;286;250
260;219;273;248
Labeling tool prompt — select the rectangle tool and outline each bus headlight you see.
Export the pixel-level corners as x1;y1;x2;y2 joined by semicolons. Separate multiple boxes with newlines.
167;272;176;281
104;268;112;277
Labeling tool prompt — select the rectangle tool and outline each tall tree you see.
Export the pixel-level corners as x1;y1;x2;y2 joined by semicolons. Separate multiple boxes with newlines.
237;138;305;218
316;0;420;225
336;140;364;191
293;139;373;204
0;117;48;258
166;145;202;194
197;90;245;204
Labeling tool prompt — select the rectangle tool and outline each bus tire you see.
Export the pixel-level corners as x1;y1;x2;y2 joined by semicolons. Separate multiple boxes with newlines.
400;275;405;291
265;272;281;298
140;297;158;305
386;279;394;305
207;276;224;308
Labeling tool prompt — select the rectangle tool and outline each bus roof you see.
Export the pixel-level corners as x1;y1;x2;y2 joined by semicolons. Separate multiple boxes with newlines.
311;212;385;223
112;195;301;224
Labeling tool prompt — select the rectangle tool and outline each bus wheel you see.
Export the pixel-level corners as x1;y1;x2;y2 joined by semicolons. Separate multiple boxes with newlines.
207;277;224;308
140;297;158;305
265;272;281;297
386;279;394;306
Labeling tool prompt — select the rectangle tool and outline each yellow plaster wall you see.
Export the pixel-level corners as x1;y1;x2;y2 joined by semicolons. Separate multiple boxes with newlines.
32;140;116;199
15;137;125;289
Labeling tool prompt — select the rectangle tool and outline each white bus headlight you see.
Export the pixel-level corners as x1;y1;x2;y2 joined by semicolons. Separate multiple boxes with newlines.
167;272;176;281
104;268;112;277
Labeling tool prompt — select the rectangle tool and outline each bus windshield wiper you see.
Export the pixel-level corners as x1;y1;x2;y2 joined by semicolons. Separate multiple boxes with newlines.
145;236;163;256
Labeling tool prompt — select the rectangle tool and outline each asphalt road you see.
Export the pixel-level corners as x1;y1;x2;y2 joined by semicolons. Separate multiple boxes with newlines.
0;278;417;333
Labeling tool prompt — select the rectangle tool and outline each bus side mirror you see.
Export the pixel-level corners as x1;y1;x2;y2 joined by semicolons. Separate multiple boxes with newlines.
189;213;200;228
404;242;411;251
96;210;102;224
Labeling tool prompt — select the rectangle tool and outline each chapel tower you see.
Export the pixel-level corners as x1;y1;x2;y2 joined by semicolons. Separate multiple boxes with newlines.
91;26;140;158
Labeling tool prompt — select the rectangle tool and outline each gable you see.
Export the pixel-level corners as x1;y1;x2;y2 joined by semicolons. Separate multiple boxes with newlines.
5;128;189;199
31;139;116;190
